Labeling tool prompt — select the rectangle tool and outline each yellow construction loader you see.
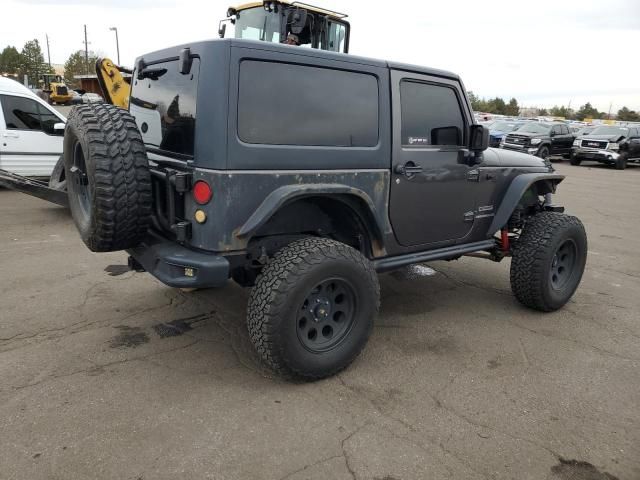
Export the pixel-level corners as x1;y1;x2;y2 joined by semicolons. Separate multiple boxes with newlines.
41;74;73;105
95;0;350;109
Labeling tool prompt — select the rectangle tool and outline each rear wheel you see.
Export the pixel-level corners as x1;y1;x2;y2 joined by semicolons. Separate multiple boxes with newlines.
510;212;587;312
247;238;379;380
64;103;152;252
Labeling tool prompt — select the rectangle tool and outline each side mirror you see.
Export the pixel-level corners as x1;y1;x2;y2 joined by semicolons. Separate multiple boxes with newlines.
218;21;227;38
53;122;65;133
469;124;489;152
549;130;556;137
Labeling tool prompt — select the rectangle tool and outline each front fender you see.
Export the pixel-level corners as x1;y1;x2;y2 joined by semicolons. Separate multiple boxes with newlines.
487;173;564;234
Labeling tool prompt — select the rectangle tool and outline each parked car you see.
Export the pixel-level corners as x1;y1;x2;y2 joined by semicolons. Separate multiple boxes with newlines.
81;93;104;104
571;125;640;169
501;122;575;159
488;120;523;147
69;90;84;105
0;76;66;177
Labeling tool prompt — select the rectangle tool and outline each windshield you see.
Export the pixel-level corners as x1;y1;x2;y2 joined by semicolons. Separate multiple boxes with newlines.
233;7;281;42
589;126;629;136
490;122;521;133
516;123;550;134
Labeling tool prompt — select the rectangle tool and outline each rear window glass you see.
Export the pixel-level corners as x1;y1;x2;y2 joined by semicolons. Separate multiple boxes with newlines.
130;58;199;158
237;60;379;147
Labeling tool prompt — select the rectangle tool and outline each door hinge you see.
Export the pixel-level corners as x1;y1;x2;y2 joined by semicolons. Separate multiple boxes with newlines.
467;169;480;182
464;211;475;222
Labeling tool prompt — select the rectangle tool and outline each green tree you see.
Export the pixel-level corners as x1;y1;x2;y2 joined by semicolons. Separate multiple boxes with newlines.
20;39;51;87
486;97;507;115
504;97;519;116
63;50;99;89
575;102;600;121
538;108;548;116
617;106;640;122
0;46;22;75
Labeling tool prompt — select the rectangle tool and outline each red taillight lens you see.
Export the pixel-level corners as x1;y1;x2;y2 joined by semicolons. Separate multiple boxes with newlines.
193;180;212;204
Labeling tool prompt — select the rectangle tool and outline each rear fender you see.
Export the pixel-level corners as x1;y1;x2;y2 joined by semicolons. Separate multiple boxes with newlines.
235;184;386;256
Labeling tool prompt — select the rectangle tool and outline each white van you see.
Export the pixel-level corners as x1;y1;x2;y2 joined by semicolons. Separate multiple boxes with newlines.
0;76;66;177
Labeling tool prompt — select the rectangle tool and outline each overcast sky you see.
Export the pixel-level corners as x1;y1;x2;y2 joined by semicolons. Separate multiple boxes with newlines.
3;0;639;112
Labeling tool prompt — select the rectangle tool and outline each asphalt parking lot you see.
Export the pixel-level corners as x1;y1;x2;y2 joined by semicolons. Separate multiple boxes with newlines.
1;162;639;480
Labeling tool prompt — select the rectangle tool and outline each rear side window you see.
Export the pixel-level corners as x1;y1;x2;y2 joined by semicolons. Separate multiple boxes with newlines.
0;95;61;135
237;61;379;147
130;59;199;158
400;81;465;146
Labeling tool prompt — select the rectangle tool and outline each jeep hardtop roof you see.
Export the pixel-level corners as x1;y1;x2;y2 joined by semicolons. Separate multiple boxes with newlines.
135;38;461;82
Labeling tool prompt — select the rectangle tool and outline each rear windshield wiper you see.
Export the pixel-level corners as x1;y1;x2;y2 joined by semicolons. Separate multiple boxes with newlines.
138;67;167;80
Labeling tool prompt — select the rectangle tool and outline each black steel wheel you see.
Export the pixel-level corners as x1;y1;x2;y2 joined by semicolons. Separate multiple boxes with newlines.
71;140;92;220
297;278;356;353
549;239;577;290
511;212;587;312
247;238;379;380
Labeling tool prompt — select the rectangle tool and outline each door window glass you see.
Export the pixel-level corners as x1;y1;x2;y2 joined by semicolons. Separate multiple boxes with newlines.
399;81;465;147
38;104;60;135
0;95;42;131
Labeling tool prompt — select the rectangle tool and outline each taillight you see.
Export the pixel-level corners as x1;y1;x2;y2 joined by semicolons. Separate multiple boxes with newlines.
193;180;212;204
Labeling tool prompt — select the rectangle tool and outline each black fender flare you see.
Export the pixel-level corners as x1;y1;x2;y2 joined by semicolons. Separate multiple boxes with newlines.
487;173;564;234
235;183;386;255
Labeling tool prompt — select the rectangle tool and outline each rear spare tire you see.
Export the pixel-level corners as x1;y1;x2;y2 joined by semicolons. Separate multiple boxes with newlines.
64;104;152;252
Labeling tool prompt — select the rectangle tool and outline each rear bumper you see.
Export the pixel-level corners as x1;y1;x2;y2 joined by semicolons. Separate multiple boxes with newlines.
127;235;230;288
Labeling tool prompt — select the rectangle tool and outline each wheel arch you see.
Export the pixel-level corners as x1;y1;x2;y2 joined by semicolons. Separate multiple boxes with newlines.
235;184;386;258
487;173;564;234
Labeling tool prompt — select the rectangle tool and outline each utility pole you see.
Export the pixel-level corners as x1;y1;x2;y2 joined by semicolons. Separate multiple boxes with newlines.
83;24;90;74
45;34;51;69
608;102;613;120
109;27;120;65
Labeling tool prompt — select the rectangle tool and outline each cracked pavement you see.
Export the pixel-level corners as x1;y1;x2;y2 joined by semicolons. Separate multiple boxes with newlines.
1;163;639;480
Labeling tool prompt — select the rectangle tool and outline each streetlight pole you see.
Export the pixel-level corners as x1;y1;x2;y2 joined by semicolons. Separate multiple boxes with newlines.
109;27;120;65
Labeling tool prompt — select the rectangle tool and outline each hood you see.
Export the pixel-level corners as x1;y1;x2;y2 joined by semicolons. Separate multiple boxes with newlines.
487;147;548;168
489;129;508;137
581;134;625;142
507;131;544;138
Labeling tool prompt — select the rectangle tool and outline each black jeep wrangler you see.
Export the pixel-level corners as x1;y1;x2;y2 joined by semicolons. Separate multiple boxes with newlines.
63;39;587;380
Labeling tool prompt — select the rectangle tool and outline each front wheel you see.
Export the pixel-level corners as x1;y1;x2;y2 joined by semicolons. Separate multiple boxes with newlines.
570;155;582;166
536;145;550;160
247;238;380;380
615;155;627;170
510;212;587;312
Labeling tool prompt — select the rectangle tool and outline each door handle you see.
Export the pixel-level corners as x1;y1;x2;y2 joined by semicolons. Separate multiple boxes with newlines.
394;162;423;176
2;132;19;138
